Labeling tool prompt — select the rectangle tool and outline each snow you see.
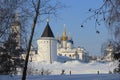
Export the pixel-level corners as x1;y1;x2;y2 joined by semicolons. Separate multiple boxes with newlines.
0;74;120;80
28;60;117;75
0;61;119;80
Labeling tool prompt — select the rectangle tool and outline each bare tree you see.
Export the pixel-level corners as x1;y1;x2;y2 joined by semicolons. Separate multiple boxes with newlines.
0;0;64;78
22;0;40;79
21;0;64;80
0;0;29;49
0;0;65;46
82;0;120;73
0;0;29;75
82;0;120;39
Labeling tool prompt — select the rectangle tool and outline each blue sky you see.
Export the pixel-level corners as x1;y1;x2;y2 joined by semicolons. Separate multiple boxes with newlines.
34;0;111;56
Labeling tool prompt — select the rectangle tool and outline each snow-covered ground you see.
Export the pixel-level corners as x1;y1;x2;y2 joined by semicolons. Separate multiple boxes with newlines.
0;61;119;80
28;60;117;75
0;74;120;80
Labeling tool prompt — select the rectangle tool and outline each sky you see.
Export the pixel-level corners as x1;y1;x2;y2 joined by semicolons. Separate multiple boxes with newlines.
34;0;111;56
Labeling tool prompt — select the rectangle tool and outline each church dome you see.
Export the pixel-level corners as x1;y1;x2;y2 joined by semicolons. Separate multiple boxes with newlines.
57;40;61;43
61;35;68;41
67;40;73;44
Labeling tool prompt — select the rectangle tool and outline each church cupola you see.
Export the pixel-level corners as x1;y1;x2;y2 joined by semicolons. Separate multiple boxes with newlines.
41;19;54;37
61;24;68;41
68;33;74;44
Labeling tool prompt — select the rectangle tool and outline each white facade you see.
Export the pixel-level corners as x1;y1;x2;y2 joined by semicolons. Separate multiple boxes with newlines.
21;23;89;63
104;42;114;61
21;20;57;63
37;37;57;63
35;20;57;63
57;46;89;62
57;26;89;62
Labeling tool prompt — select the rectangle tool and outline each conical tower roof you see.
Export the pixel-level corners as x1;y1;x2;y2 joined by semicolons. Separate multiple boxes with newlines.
41;20;54;37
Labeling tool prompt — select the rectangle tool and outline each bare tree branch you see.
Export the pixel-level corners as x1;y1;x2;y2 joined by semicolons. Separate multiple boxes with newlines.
22;0;40;80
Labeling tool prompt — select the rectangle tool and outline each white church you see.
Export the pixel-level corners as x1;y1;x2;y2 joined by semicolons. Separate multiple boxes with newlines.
57;25;89;62
21;19;89;63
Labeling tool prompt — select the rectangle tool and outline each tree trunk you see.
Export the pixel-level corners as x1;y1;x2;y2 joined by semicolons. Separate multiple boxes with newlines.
21;0;40;80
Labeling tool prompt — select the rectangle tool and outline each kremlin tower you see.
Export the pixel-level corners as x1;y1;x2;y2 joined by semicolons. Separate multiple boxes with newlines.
37;19;57;63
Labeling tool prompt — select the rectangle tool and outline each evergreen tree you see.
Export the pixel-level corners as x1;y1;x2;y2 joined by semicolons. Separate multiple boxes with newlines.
113;43;120;73
0;32;24;75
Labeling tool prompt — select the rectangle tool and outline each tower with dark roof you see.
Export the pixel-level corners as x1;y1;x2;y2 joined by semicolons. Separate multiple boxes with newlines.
41;21;54;37
37;19;57;63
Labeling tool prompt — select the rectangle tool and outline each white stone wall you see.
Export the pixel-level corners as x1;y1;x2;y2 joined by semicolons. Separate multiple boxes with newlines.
67;42;72;49
57;46;89;62
62;41;67;48
78;52;83;60
51;39;57;62
57;42;61;49
37;37;57;63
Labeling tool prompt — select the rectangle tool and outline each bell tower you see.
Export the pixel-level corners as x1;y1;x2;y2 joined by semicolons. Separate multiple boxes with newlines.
11;11;21;49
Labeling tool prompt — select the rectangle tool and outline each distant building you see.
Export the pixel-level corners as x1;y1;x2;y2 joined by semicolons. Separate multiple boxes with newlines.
0;12;22;53
57;25;89;62
104;41;114;61
21;20;89;63
11;12;21;49
21;19;57;63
